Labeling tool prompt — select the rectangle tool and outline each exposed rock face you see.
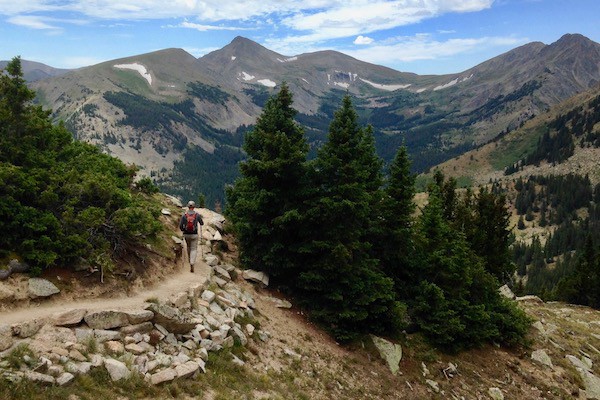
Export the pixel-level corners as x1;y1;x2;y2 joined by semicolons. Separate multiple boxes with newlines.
28;278;60;298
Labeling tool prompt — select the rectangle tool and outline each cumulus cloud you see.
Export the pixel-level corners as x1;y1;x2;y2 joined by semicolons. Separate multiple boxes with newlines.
354;35;374;45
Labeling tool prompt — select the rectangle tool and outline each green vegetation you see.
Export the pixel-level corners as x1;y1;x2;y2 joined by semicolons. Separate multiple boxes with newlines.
227;87;530;348
0;57;163;274
187;81;231;105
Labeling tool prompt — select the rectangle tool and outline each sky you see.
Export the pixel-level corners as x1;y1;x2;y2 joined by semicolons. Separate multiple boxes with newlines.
1;0;600;75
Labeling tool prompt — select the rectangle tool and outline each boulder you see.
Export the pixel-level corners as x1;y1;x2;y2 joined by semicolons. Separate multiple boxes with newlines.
175;361;200;379
104;341;125;355
120;322;153;336
9;259;30;273
531;349;553;368
52;309;87;327
242;269;269;286
28;278;60;298
213;265;231;281
205;255;219;266
370;335;402;375
104;359;131;381
498;284;516;300
94;329;122;343
126;310;154;325
12;319;44;338
150;368;177;385
84;310;130;330
24;371;55;385
146;303;197;334
56;372;75;386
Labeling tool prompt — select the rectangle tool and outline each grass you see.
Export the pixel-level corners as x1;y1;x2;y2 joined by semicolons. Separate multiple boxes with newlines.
488;126;544;171
3;344;36;369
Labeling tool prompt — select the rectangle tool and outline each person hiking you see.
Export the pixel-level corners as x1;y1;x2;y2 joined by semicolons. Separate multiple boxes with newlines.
180;200;204;272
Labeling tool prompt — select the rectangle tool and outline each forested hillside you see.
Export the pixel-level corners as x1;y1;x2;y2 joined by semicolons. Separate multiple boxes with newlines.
0;58;163;275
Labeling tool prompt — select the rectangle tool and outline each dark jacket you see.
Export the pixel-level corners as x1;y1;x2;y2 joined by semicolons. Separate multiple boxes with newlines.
180;211;204;234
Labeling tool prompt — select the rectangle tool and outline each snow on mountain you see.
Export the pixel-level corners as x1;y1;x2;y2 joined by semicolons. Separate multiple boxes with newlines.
114;63;152;85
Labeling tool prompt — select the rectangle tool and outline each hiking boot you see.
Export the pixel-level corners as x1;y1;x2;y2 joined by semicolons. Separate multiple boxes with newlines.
190;265;194;273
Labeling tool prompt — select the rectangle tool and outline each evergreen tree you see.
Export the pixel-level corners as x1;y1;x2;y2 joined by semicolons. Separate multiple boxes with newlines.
226;83;308;284
374;145;416;299
298;95;402;341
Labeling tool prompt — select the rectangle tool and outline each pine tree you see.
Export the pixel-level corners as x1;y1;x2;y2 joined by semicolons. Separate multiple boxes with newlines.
374;145;416;299
298;95;402;341
226;83;308;284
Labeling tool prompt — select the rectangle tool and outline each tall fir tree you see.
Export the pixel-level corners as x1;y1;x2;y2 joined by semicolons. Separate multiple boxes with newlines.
298;95;402;341
226;83;308;284
373;145;416;299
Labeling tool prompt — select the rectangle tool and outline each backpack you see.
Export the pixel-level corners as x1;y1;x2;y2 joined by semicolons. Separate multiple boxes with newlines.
181;212;196;233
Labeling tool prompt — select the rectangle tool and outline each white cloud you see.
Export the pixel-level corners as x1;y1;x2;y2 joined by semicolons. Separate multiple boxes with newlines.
8;15;59;30
354;35;374;45
169;21;253;32
344;35;525;64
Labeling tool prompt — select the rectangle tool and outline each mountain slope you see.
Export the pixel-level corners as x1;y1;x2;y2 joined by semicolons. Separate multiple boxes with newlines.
0;59;70;82
26;34;600;204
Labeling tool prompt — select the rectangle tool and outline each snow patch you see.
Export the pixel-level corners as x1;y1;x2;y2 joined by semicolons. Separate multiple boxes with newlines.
301;78;309;84
114;63;152;85
416;88;428;93
257;79;276;88
433;78;459;91
240;71;255;81
359;78;411;91
231;56;236;61
277;56;298;63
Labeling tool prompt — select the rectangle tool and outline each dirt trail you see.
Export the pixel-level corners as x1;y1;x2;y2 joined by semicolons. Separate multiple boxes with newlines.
0;259;210;327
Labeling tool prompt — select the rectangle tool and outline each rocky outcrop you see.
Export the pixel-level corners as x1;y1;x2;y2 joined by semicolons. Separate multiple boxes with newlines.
370;335;402;375
28;278;60;298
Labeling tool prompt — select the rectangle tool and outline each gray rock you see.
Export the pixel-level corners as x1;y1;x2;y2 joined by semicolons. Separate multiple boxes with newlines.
175;361;199;378
201;290;216;303
531;349;553;368
213;265;231;281
146;303;197;334
120;322;154;336
94;329;122;343
9;259;30;273
231;354;245;366
11;319;44;338
24;371;55;385
242;269;269;286
488;387;504;400
126;310;154;325
125;343;146;355
426;379;439;393
498;284;516;300
75;328;95;343
212;276;228;288
104;358;131;381
515;295;543;303
28;278;60;298
56;372;75;386
0;325;14;351
370;335;402;375
84;310;130;330
150;368;177;385
205;255;219;266
52;309;87;327
169;292;189;308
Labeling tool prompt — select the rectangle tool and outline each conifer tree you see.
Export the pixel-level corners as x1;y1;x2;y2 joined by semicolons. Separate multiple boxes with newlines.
226;83;308;284
298;95;402;340
374;145;416;299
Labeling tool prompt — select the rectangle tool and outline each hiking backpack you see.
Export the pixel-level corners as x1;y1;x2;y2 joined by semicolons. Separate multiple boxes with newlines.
181;212;196;233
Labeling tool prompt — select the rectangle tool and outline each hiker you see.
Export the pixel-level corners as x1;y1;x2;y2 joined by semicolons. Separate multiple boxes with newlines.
180;200;204;272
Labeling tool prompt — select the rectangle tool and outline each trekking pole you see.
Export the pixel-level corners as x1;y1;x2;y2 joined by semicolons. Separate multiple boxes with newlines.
200;225;204;260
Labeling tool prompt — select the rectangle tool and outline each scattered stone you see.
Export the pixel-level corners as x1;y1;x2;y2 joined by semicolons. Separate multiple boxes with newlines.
105;341;125;355
104;359;131;381
28;278;60;298
69;349;87;362
245;324;255;337
283;348;302;361
425;379;439;393
242;269;269;286
150;368;177;385
120;322;153;336
498;284;516;300
488;387;504;400
212;231;223;242
205;255;219;266
175;361;199;378
11;319;44;338
84;310;130;330
57;372;75;386
146;303;197;334
24;371;55;385
231;354;245;367
126;310;154;325
125;343;146;355
370;335;402;375
213;265;231;281
531;349;553;368
94;329;122;343
161;208;171;215
53;309;87;327
421;362;430;377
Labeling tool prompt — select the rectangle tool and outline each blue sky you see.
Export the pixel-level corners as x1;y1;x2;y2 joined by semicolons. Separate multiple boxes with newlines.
1;0;599;75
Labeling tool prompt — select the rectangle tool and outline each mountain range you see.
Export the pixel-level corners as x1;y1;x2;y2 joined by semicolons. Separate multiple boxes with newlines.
9;33;600;203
